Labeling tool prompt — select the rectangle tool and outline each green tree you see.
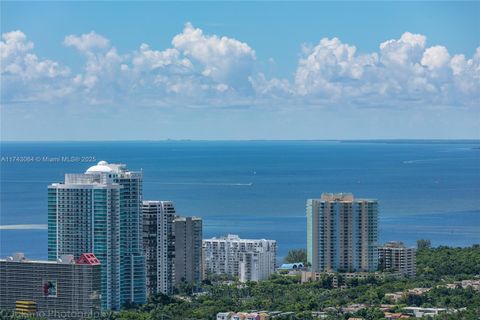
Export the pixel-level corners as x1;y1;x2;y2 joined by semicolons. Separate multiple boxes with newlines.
416;245;480;277
284;248;308;265
355;307;385;320
100;311;119;320
417;239;431;250
85;245;480;319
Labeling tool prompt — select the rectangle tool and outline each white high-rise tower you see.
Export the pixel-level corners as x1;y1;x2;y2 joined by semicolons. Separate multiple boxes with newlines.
48;161;146;310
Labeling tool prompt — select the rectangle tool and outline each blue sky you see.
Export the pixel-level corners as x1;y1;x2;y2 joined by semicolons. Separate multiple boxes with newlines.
1;1;479;140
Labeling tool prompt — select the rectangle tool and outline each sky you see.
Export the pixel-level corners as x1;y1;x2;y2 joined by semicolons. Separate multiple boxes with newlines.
1;1;479;140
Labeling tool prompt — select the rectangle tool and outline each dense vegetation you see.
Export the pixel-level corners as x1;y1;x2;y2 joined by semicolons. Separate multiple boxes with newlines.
113;245;480;319
118;275;479;320
416;244;480;278
2;245;479;320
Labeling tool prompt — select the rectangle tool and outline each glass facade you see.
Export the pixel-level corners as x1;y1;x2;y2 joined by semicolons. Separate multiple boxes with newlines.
47;162;146;310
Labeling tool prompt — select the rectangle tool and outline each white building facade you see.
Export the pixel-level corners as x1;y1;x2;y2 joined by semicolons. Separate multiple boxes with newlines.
203;234;276;282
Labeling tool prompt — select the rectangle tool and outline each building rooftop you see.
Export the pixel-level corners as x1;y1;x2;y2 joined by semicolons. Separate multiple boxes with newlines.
279;263;304;270
321;193;354;201
143;200;174;205
85;160;113;173
381;241;416;249
1;252;100;265
77;253;101;265
85;160;129;174
316;192;377;202
204;234;276;243
174;216;202;221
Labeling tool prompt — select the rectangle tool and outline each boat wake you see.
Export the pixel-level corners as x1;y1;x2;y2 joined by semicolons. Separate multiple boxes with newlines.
148;182;253;186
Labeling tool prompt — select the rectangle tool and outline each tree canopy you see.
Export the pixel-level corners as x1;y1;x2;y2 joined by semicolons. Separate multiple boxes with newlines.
284;248;308;265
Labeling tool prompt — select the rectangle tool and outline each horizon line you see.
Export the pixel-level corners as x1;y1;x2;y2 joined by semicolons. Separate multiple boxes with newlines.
1;138;479;143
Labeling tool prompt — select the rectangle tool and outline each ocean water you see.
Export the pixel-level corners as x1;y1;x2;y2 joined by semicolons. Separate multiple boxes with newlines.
1;140;479;260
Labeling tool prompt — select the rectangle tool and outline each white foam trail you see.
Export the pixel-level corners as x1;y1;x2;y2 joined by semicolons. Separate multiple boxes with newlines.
149;182;253;186
0;224;47;230
402;158;441;164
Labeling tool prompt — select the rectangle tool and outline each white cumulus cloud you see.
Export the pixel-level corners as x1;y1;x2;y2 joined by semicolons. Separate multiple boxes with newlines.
290;32;479;107
59;24;257;105
64;31;110;52
295;37;378;99
1;30;71;102
379;32;426;67
421;45;450;70
132;43;192;72
1;28;478;108
172;22;256;90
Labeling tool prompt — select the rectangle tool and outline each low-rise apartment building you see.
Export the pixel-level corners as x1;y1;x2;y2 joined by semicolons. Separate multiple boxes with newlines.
301;271;402;288
378;242;416;277
0;252;101;319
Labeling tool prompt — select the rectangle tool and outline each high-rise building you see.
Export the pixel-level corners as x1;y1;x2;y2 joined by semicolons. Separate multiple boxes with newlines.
378;241;416;277
174;216;203;285
48;161;145;310
203;234;276;282
307;193;378;273
143;201;176;296
0;252;101;319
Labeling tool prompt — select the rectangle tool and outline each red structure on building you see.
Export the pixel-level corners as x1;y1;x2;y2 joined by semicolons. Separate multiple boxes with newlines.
76;253;101;265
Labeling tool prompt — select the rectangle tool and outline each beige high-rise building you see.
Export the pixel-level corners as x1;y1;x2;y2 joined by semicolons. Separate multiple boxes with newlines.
307;193;378;272
378;241;416;277
174;216;203;285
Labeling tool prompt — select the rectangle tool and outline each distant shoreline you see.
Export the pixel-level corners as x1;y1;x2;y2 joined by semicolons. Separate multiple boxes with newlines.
1;139;479;144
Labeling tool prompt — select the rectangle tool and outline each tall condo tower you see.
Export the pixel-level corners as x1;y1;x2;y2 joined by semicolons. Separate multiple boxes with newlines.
142;201;176;296
307;193;378;272
173;216;203;286
48;161;146;310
